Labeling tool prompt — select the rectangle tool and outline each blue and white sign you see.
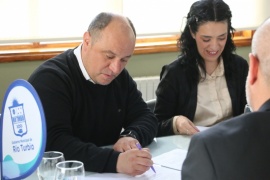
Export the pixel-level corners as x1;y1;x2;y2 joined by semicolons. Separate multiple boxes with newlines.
0;79;46;179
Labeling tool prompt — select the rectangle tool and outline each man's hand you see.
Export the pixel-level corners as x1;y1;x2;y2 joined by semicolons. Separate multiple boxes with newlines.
116;148;153;176
113;137;138;152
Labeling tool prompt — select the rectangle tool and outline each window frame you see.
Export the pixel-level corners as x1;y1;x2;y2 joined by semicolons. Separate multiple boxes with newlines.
0;30;254;63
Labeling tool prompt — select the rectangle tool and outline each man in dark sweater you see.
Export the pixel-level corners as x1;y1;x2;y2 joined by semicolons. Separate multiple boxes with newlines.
28;12;158;176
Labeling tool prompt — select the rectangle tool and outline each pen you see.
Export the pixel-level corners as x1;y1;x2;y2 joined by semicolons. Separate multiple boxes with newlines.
135;143;156;173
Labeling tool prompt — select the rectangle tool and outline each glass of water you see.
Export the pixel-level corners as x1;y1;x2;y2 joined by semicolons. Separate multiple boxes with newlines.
54;160;85;180
37;151;65;179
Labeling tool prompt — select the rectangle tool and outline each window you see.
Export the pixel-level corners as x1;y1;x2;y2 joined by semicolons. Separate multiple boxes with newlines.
0;0;123;43
1;0;268;43
0;0;268;62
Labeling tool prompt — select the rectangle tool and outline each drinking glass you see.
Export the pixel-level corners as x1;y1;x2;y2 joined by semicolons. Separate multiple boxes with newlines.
37;151;65;180
54;160;85;180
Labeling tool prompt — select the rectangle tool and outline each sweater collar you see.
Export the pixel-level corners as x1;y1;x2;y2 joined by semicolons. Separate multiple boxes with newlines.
74;43;95;84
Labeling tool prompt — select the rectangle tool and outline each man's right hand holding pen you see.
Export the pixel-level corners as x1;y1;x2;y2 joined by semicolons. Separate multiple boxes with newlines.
114;137;155;176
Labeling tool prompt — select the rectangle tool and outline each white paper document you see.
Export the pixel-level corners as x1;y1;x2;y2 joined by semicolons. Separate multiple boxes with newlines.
197;126;210;132
153;148;187;171
86;164;180;180
85;149;186;179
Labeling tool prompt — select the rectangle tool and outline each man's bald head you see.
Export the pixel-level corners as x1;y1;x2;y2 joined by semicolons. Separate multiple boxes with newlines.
252;18;270;85
87;12;136;45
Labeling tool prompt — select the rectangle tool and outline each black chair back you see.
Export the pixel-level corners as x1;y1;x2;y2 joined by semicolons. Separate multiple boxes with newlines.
146;99;156;112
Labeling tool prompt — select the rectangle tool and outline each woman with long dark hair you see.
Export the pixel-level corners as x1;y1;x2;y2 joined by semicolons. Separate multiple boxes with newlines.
155;0;248;136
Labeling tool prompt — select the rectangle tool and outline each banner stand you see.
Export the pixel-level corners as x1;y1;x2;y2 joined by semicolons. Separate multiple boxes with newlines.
0;79;46;179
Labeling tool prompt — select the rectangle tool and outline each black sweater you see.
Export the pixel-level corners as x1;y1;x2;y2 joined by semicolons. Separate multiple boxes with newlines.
28;49;158;172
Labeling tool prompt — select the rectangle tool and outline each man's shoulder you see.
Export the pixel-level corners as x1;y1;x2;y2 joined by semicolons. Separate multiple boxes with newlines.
35;49;75;69
194;111;270;142
29;49;78;82
188;111;270;179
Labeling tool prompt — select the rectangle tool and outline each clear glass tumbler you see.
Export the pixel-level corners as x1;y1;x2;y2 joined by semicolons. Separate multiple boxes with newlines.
37;151;65;180
54;160;85;180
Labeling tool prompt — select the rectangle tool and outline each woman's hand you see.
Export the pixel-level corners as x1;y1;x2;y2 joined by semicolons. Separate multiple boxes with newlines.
175;115;200;135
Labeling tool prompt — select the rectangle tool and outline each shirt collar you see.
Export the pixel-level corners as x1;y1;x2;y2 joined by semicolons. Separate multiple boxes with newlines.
199;57;224;79
212;57;224;77
73;43;95;84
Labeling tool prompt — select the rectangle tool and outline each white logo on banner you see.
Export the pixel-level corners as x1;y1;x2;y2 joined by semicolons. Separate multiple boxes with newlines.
9;100;28;137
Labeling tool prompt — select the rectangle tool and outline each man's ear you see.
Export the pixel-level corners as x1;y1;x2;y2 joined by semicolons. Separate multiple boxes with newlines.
248;53;259;85
83;31;91;46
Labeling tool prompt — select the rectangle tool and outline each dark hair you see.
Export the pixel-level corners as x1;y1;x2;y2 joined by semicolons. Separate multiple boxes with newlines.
87;12;136;45
178;0;236;83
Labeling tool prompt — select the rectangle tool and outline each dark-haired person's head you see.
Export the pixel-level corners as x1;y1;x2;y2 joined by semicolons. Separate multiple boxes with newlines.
179;0;235;79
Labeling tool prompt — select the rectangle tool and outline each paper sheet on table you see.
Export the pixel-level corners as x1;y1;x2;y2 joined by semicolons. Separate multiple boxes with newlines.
197;126;210;132
153;148;187;171
85;164;180;180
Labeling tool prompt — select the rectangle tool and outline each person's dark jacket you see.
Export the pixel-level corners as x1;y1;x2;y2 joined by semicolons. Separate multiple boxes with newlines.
182;99;270;180
155;54;248;136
